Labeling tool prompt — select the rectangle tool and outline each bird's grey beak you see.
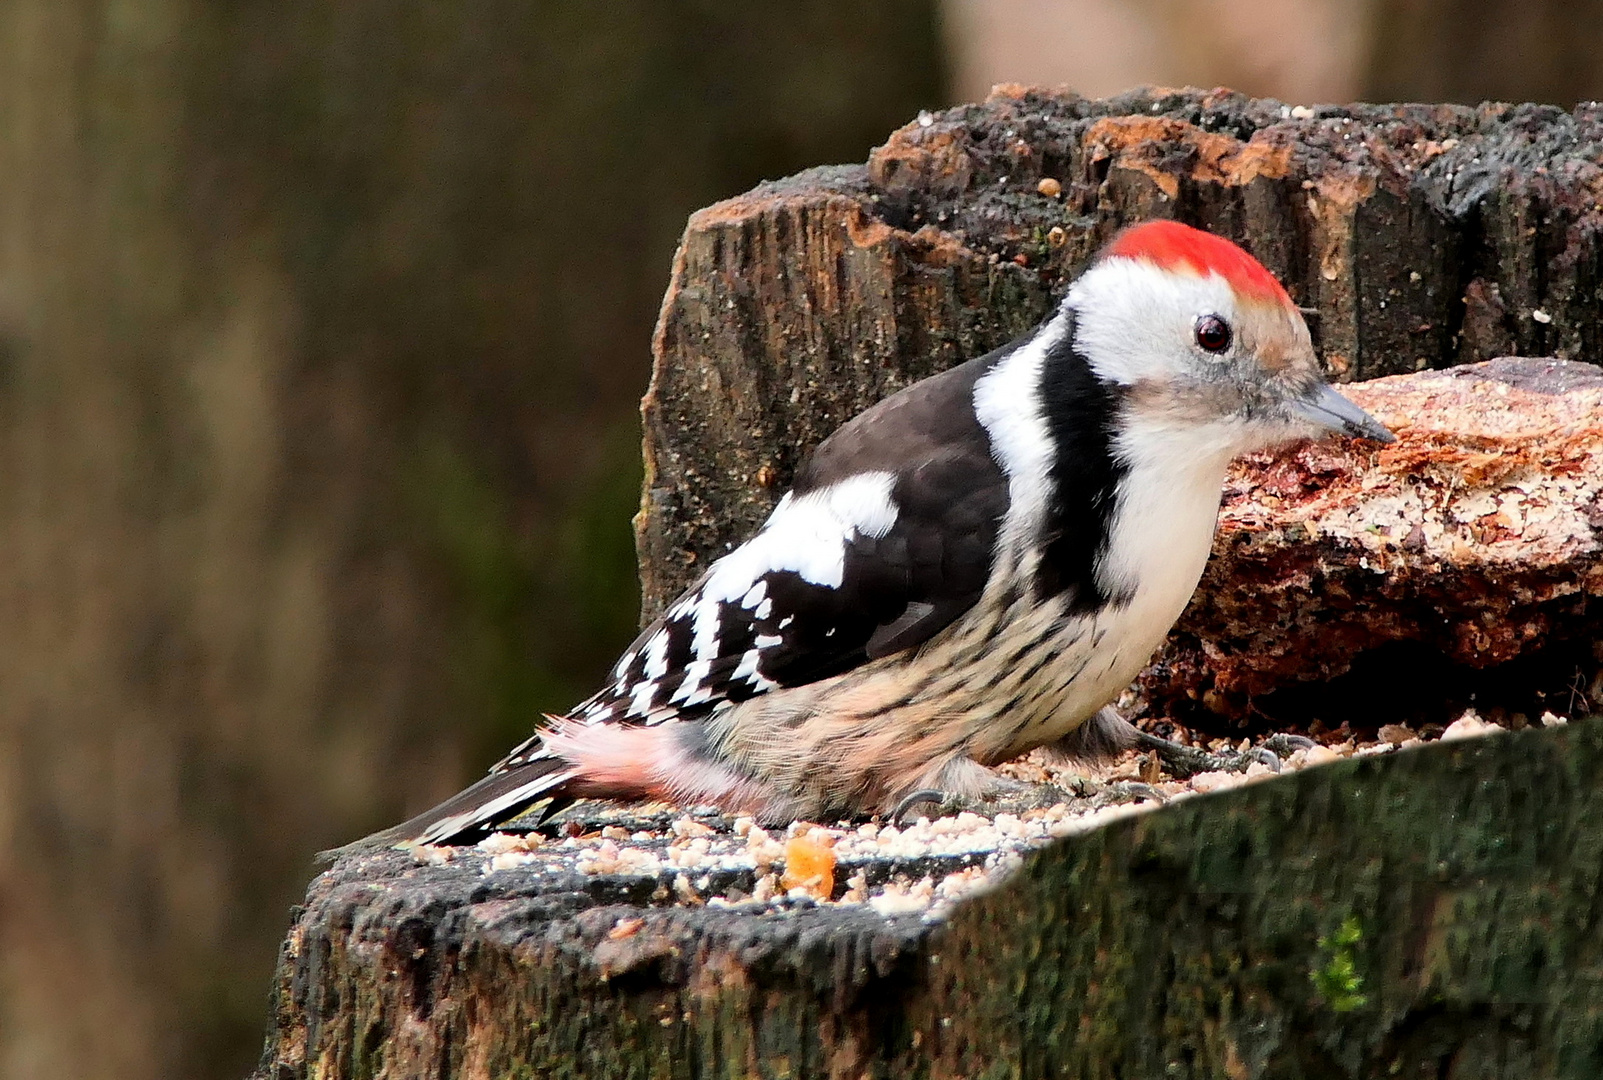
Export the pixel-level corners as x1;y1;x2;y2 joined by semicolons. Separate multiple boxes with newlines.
1292;383;1396;443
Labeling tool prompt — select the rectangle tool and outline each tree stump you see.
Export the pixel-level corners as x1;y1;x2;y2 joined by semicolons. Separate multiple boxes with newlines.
258;88;1603;1077
639;87;1603;614
256;720;1603;1079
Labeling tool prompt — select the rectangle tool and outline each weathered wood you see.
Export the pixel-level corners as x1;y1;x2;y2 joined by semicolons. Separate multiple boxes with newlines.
255;718;1603;1079
1140;356;1603;731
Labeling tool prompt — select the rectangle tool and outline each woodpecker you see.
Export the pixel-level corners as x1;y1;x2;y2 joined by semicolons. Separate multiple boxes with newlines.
368;220;1395;849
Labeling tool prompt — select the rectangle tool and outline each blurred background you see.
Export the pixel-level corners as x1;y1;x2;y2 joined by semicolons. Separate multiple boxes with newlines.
0;2;1600;1077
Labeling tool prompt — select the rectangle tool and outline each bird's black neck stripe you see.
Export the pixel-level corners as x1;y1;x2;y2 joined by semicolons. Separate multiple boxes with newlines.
1034;310;1130;614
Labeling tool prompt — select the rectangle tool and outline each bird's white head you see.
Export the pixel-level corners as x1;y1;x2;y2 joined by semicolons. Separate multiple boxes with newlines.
1067;220;1394;464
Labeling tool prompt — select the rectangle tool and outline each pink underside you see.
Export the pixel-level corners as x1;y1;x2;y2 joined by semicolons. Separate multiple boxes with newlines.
539;717;771;813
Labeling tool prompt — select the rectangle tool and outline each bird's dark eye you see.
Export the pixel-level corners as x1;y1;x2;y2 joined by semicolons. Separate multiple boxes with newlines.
1195;314;1232;353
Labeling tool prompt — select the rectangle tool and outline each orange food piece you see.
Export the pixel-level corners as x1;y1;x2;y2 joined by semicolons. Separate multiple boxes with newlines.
780;831;836;899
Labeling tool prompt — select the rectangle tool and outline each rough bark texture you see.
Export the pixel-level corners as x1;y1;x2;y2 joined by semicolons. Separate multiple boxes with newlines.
638;86;1603;616
1140;356;1603;729
256;717;1603;1079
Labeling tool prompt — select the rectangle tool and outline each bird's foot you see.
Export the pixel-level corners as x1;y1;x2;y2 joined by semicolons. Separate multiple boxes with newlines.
891;779;1067;824
891;770;1163;825
1136;730;1315;780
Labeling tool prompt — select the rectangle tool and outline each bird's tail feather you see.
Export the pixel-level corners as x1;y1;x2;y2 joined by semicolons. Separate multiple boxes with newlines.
320;755;575;861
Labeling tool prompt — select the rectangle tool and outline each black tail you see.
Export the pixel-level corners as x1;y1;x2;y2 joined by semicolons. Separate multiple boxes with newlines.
321;756;575;860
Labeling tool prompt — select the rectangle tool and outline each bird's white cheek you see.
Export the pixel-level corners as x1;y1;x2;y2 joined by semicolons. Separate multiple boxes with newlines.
1067;258;1239;387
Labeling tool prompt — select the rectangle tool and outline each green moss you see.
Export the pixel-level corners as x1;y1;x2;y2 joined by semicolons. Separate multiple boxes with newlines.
1310;915;1369;1012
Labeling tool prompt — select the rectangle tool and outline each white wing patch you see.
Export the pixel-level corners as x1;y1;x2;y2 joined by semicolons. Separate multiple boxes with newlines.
731;648;778;692
670;659;713;703
626;678;657;718
691;596;722;661
702;471;899;598
641;629;671;680
575;471;902;727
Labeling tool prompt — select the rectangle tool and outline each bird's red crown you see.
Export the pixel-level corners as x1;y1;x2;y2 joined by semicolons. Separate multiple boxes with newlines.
1103;220;1293;308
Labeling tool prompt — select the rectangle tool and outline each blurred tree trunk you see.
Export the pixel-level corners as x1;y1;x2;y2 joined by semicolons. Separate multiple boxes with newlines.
0;4;944;1079
1364;0;1603;105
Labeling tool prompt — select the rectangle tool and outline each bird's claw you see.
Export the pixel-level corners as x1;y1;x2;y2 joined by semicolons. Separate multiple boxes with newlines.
891;788;950;824
1101;780;1167;805
891;781;1077;824
1260;733;1318;757
1136;730;1315;780
1243;747;1282;773
890;776;1164;824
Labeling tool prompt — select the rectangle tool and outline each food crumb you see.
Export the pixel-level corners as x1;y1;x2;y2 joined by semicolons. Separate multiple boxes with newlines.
478;832;540;855
1377;724;1416;745
410;844;453;866
781;830;837;900
751;873;779;903
1441;709;1504;741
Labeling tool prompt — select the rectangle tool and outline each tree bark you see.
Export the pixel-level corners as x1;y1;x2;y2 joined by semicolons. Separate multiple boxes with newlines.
255;719;1603;1079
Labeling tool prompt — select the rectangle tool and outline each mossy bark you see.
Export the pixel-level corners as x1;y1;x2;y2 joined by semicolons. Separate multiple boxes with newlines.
256;720;1603;1079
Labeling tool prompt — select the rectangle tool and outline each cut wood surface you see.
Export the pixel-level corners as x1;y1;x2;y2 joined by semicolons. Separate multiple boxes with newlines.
255;719;1603;1079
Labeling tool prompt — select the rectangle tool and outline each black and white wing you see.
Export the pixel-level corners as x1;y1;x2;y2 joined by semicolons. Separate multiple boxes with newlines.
563;354;1010;732
355;344;1027;848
